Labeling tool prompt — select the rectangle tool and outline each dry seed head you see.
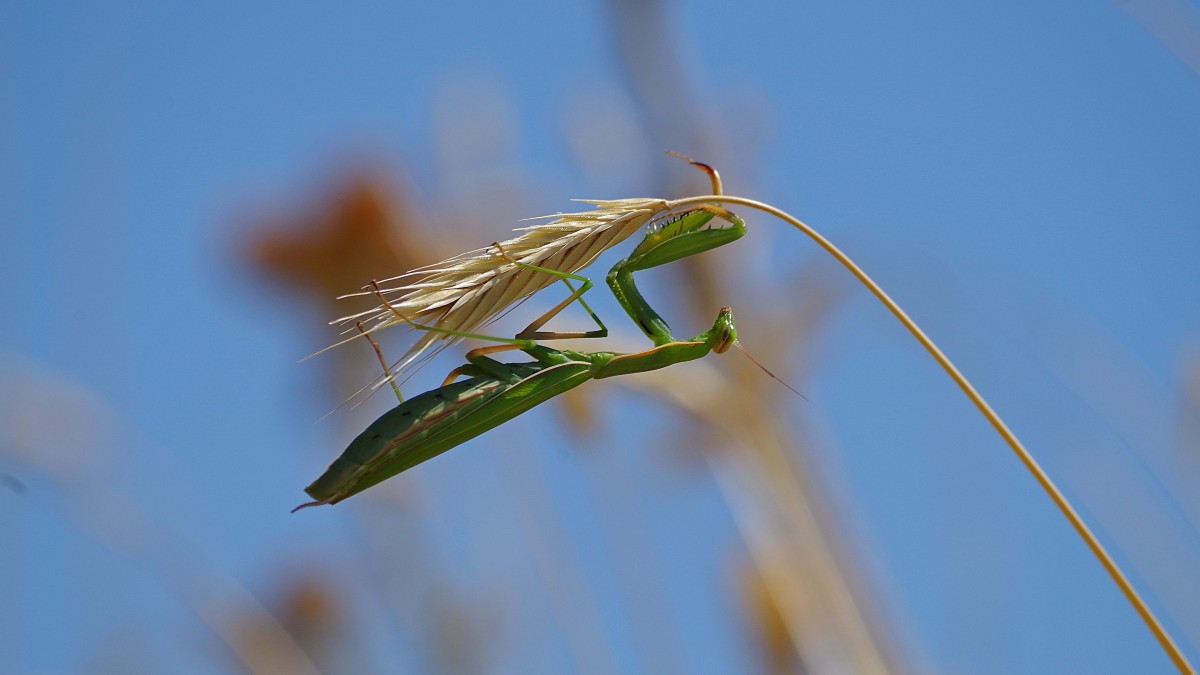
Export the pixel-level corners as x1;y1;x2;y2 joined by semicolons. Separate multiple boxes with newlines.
335;197;671;379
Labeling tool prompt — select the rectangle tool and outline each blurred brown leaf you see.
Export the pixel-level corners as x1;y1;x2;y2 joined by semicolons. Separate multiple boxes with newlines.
273;573;344;670
246;171;423;314
241;168;435;404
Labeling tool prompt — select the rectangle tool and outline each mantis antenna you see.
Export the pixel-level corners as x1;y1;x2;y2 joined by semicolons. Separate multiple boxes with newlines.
734;341;807;400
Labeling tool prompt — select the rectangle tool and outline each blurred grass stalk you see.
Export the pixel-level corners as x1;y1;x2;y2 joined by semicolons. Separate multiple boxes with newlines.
0;360;321;674
619;217;905;672
628;363;903;674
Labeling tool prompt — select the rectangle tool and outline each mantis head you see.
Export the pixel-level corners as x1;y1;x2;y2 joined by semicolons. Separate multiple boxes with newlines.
710;307;737;354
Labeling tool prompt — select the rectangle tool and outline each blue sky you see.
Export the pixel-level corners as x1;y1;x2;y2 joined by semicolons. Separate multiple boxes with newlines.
3;1;1200;673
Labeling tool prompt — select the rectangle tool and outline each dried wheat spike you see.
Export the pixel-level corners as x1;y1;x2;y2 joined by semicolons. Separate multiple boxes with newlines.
333;197;671;381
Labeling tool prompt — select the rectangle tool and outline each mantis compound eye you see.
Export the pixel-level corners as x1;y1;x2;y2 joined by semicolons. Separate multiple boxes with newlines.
714;328;734;354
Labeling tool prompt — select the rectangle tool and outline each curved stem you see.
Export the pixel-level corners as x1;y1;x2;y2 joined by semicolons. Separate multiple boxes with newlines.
667;194;1195;674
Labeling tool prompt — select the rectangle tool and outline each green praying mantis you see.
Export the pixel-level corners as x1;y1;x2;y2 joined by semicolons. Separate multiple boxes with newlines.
295;161;750;510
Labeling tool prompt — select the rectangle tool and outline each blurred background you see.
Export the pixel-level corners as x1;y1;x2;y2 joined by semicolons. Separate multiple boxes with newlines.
3;1;1200;673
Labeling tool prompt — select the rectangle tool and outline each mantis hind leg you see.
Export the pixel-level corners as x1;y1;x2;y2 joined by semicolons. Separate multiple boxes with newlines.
489;241;608;342
362;240;612;389
368;279;584;387
368;279;540;349
367;238;609;346
356;321;405;403
438;344;530;386
364;280;542;392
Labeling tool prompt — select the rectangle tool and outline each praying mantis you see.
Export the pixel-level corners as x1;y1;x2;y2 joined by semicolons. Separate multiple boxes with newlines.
296;162;748;510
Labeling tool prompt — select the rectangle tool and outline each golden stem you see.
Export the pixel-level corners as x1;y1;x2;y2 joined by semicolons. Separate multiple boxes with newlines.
667;194;1195;674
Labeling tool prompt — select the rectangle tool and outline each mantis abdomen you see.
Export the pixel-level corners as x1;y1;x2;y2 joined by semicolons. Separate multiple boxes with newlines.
299;359;595;508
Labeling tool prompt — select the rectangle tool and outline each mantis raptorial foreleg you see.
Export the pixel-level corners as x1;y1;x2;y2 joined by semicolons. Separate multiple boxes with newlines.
606;205;746;346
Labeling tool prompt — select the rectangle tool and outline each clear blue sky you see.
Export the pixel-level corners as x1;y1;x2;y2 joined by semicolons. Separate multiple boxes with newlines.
3;1;1200;673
